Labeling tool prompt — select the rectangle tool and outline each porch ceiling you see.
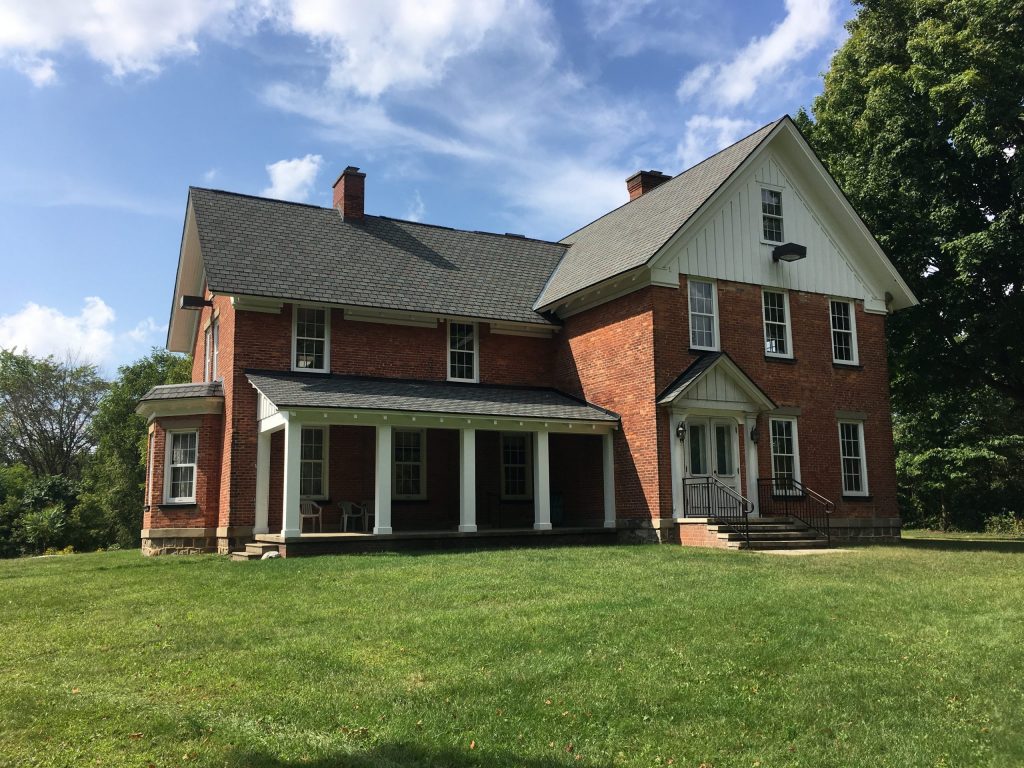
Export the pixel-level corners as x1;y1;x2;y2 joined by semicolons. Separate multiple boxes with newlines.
247;370;619;425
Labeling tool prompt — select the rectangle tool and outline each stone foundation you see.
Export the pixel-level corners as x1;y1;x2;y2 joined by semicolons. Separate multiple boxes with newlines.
216;526;255;555
829;516;901;543
142;530;218;556
615;517;679;544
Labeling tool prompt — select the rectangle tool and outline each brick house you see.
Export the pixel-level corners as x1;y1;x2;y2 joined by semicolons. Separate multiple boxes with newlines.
137;116;917;556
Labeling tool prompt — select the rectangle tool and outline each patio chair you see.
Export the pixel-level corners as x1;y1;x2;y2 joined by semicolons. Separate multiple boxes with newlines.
340;501;365;532
361;499;376;532
299;500;322;533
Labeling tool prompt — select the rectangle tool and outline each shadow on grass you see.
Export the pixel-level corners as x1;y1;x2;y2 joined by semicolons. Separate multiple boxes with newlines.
901;536;1024;553
227;742;606;767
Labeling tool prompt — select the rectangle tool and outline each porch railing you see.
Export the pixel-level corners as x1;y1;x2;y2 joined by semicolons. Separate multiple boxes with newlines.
681;477;753;546
756;477;834;544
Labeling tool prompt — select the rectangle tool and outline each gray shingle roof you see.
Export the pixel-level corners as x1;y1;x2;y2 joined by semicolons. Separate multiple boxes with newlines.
536;118;783;309
189;188;567;326
140;382;224;401
247;371;619;423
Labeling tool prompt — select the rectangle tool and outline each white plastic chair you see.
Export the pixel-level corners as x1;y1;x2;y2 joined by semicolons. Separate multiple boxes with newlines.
299;500;322;533
361;499;376;533
340;501;365;532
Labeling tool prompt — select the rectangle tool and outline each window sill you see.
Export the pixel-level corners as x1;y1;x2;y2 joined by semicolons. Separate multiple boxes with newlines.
158;501;198;509
760;239;784;247
447;378;479;385
393;497;429;503
764;355;797;364
832;361;863;370
291;367;330;375
841;494;873;502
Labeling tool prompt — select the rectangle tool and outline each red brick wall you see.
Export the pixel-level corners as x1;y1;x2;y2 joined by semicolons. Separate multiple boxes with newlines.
143;413;222;529
652;276;898;519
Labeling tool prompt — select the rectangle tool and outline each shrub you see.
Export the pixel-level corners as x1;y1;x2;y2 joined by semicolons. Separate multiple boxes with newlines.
985;514;1024;537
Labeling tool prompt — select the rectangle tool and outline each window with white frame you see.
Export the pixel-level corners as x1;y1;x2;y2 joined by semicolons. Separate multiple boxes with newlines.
299;427;327;498
203;326;213;383
500;433;532;500
448;322;478;382
761;188;784;242
165;430;198;503
688;280;718;350
762;290;792;357
146;431;155;507
769;418;800;492
394;429;426;499
838;421;868;495
211;319;219;381
293;306;329;372
830;299;858;364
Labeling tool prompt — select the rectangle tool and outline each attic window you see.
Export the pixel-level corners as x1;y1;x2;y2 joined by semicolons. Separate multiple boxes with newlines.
761;188;784;243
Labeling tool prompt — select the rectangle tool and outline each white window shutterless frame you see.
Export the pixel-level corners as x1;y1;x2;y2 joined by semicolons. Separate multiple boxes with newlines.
688;279;719;351
762;290;793;358
165;430;198;503
292;305;330;372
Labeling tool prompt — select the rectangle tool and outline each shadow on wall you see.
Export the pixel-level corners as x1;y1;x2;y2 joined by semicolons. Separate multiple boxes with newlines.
227;742;611;768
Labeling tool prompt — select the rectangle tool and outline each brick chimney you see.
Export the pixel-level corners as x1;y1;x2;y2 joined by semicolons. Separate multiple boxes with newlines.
332;166;366;221
626;169;671;200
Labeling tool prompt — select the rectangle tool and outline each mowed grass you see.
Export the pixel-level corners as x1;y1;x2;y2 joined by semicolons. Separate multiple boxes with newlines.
1;538;1022;767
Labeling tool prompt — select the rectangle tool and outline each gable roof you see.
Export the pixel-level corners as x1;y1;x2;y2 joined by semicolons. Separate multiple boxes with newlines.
657;352;775;410
536;119;784;309
187;187;567;327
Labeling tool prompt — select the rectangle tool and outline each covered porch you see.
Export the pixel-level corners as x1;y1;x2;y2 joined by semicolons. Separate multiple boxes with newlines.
248;372;619;544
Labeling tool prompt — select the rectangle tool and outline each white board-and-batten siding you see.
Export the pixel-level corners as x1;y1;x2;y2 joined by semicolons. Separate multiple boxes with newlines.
686;366;749;404
651;151;887;313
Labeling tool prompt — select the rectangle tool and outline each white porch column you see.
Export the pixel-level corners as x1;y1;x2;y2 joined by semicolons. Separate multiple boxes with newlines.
533;430;551;530
374;424;393;534
254;429;271;534
745;416;760;516
281;417;302;538
602;431;616;529
458;428;477;532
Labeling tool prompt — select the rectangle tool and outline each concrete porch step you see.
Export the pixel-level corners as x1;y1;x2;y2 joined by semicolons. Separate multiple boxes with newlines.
741;538;831;550
230;541;281;561
718;530;823;541
709;523;806;533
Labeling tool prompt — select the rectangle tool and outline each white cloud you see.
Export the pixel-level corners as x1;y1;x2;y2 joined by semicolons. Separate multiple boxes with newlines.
262;154;323;202
202;168;219;184
0;297;163;368
10;53;56;86
677;0;840;107
404;190;426;222
676;114;758;169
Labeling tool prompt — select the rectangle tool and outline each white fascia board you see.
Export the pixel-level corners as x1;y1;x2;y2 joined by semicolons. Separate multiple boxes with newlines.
136;396;224;422
540;267;652;319
167;201;206;353
281;407;618;435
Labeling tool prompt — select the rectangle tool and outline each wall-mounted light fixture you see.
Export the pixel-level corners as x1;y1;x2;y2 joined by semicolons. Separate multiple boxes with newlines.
749;425;760;444
675;422;686;442
772;242;807;263
180;295;214;310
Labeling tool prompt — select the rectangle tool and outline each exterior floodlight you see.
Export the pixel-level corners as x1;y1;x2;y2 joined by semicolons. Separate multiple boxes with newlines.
772;242;807;263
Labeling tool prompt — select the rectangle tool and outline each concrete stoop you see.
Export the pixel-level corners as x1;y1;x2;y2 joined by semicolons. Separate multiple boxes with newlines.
707;516;830;551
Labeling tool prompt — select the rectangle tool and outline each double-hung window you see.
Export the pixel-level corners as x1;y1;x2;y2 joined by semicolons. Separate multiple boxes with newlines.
394;429;426;499
762;290;792;357
761;188;784;243
203;326;213;383
769;418;800;493
299;427;327;498
838;421;868;495
210;319;219;381
500;433;532;500
448;322;478;382
688;279;718;350
829;299;858;364
293;306;329;372
165;430;198;503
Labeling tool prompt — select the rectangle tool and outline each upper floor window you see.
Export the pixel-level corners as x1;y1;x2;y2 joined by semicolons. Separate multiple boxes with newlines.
299;427;327;498
501;433;533;500
165;430;198;503
209;319;220;381
762;290;792;358
761;188;784;243
394;429;426;499
203;326;213;383
769;417;800;492
293;306;329;372
829;299;858;365
838;421;868;495
448;322;478;382
688;280;718;350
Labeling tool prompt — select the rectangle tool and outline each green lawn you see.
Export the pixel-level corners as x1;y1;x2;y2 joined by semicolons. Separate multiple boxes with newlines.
1;539;1022;768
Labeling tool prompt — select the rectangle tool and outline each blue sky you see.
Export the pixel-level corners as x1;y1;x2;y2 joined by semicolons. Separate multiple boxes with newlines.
0;0;853;373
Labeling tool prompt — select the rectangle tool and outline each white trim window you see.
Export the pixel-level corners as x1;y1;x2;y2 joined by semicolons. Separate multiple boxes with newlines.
838;421;868;495
448;322;478;382
762;290;792;358
394;429;426;500
165;430;198;503
829;299;859;364
203;326;213;383
688;279;719;350
761;188;784;243
293;306;330;372
210;319;220;381
299;427;328;499
146;431;155;507
769;418;801;492
500;432;533;500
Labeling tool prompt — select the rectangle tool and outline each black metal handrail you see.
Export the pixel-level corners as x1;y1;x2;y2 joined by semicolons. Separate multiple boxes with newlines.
681;477;753;546
757;477;834;543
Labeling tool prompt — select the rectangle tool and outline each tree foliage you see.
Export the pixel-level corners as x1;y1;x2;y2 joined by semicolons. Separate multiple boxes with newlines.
799;0;1024;528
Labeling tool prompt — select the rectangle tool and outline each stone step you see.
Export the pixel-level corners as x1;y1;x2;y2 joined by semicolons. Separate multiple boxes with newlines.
245;542;280;555
231;551;261;561
709;523;805;533
743;539;831;550
718;531;823;543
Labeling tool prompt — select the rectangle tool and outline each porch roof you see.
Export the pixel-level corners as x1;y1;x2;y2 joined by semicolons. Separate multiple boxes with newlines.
139;381;224;401
247;371;619;424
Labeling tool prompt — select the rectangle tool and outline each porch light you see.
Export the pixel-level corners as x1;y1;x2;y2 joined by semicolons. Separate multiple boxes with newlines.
771;242;807;263
750;425;760;444
675;422;686;442
180;295;214;310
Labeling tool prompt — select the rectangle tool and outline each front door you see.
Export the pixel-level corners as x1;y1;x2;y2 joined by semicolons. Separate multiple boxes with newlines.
683;418;741;516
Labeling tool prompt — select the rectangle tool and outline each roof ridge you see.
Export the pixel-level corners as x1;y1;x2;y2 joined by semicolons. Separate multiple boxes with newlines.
189;186;328;211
